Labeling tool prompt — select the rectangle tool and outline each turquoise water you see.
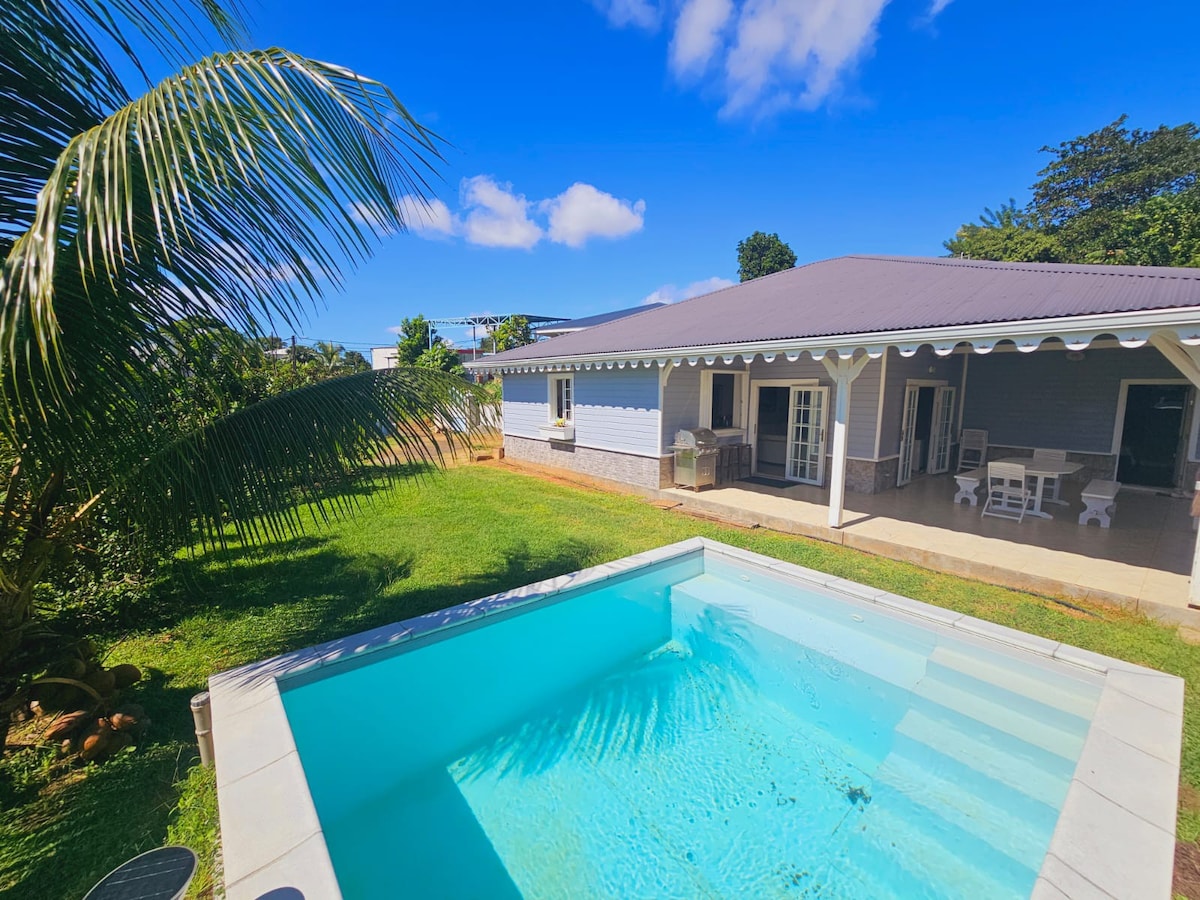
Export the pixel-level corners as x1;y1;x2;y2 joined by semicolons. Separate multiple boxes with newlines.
281;552;1103;899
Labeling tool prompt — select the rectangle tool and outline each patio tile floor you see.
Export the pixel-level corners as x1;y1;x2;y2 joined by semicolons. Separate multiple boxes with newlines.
660;472;1198;625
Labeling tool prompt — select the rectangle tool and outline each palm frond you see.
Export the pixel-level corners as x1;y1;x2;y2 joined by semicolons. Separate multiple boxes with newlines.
1;48;442;448
0;0;249;243
117;367;491;551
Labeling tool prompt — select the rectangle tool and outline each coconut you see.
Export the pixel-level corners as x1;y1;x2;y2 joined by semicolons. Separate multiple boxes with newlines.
78;721;115;761
82;668;116;696
109;664;142;689
44;710;91;742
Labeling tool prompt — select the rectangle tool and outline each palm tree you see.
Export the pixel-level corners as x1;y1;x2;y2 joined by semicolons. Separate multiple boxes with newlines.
0;0;488;741
315;340;347;370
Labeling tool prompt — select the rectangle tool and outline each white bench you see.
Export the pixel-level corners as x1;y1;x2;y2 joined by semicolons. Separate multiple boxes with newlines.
1079;479;1120;528
953;467;987;506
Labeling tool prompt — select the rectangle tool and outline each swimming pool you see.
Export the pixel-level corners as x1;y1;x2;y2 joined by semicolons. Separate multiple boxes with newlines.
210;538;1183;899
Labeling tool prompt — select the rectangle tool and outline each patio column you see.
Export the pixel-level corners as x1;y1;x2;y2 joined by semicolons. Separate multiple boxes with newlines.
822;354;871;528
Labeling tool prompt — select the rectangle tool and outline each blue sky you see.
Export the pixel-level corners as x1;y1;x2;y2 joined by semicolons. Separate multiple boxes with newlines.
237;0;1200;351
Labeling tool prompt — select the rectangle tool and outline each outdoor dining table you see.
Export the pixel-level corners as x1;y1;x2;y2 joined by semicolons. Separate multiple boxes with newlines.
994;455;1084;519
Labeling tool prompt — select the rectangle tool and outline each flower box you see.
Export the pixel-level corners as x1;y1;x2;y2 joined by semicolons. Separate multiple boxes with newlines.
538;423;575;441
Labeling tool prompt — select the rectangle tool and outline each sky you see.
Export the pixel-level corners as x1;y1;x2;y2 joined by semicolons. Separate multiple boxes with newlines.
227;0;1200;351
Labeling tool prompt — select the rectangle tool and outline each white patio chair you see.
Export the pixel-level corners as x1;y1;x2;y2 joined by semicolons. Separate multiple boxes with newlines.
1031;447;1068;503
958;429;988;472
981;461;1034;523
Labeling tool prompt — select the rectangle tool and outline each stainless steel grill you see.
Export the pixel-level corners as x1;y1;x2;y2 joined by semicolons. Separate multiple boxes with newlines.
671;427;720;490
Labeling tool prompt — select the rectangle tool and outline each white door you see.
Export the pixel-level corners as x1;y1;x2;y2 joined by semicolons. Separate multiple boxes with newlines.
928;386;958;475
785;386;828;485
897;384;920;486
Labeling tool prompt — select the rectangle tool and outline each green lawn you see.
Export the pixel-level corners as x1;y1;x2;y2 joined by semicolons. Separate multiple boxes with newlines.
3;463;1199;898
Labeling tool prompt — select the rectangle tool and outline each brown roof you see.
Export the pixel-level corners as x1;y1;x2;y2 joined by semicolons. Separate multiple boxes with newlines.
479;255;1200;363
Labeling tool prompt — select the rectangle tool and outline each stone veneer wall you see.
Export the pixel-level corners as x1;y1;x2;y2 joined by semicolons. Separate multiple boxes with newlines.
508;435;911;496
505;435;673;489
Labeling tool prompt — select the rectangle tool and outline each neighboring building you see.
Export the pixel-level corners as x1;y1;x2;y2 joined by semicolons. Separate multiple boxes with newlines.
370;345;486;370
468;255;1200;528
534;303;667;339
371;346;399;370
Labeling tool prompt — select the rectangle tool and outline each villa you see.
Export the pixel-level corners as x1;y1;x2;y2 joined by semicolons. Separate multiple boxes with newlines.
469;255;1200;616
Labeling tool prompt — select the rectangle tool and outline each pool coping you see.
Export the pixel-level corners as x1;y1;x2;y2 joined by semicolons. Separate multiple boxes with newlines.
208;537;1184;899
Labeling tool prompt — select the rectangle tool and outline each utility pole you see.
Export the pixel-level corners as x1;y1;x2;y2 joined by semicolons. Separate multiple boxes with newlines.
291;334;297;375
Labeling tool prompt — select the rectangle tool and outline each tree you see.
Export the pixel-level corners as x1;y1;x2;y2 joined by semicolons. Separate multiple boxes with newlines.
944;200;1066;262
0;0;489;741
417;341;466;376
482;315;534;353
395;315;437;365
343;350;370;372
315;341;346;370
944;116;1200;267
737;231;797;281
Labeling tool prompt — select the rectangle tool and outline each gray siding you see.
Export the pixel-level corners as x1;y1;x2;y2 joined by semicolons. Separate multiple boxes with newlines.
661;365;704;454
878;347;966;458
962;346;1182;454
502;368;661;457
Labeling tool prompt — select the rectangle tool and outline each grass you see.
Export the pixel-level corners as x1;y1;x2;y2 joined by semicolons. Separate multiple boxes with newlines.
3;462;1199;897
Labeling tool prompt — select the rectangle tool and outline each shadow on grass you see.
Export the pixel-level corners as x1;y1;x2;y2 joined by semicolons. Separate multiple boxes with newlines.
3;532;603;900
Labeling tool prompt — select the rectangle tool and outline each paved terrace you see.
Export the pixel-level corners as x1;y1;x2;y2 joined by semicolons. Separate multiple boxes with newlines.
655;473;1197;625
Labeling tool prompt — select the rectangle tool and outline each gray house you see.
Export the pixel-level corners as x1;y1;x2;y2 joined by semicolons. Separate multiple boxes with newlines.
469;256;1200;528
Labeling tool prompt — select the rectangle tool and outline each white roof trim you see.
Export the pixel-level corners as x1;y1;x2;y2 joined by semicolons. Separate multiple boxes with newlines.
466;307;1200;374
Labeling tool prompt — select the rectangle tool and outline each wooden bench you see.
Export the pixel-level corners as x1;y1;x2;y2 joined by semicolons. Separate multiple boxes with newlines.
1079;479;1120;528
953;467;987;506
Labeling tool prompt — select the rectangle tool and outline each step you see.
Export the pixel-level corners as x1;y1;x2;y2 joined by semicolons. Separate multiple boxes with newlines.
928;643;1101;721
911;674;1086;761
671;574;930;691
848;793;1037;900
923;659;1092;745
893;707;1074;809
873;748;1057;870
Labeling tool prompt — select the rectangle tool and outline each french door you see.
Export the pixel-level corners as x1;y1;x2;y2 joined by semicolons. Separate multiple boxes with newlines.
785;386;828;485
897;385;921;486
928;386;957;474
898;382;956;486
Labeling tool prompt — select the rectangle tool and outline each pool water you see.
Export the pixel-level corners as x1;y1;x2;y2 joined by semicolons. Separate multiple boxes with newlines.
281;552;1103;899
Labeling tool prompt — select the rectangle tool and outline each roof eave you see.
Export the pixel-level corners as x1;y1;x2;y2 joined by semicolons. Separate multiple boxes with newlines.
465;306;1200;371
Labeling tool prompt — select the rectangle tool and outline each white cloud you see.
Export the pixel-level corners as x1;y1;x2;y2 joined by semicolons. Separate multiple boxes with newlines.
541;183;646;248
671;0;735;76
351;178;647;251
459;176;544;249
723;0;891;115
396;195;457;238
642;275;735;304
349;197;457;239
594;0;937;116
592;0;661;30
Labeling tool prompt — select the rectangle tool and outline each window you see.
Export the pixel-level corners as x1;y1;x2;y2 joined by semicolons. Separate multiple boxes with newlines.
700;371;745;431
550;374;573;423
711;374;736;428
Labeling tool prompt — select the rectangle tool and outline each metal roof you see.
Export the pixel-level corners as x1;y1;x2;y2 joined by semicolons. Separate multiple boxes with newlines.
534;303;666;335
475;256;1200;366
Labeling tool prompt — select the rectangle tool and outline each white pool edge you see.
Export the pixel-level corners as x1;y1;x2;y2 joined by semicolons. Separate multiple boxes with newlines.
208;537;1183;900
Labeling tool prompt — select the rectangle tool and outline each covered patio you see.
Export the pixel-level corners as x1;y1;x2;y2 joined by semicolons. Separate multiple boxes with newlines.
660;472;1197;624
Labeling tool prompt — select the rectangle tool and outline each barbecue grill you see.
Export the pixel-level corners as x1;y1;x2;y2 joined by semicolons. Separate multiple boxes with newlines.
671;427;720;490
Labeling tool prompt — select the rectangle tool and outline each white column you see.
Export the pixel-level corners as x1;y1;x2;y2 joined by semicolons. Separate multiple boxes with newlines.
828;376;852;528
822;355;871;529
